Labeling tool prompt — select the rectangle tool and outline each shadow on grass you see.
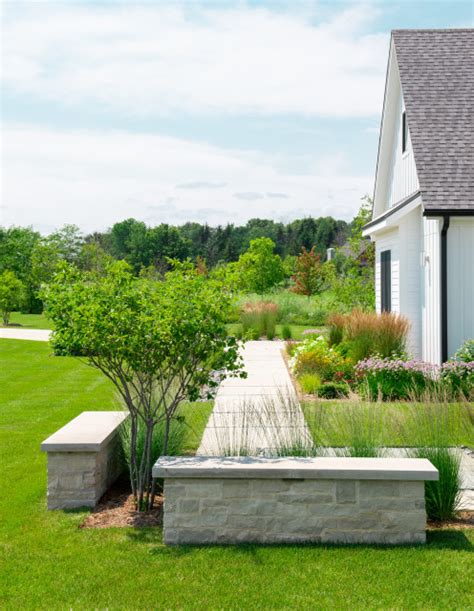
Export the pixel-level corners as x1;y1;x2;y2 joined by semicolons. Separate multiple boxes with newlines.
426;530;473;550
125;527;472;555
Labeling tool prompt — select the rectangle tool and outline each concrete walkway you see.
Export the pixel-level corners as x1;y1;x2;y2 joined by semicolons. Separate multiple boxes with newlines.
198;341;311;456
0;328;51;341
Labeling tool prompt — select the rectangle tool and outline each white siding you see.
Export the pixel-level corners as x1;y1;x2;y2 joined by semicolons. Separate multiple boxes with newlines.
447;218;474;357
422;218;441;365
398;208;423;358
375;229;399;314
386;95;419;208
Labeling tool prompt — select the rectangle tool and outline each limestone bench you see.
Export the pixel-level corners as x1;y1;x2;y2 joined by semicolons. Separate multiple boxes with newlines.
41;411;129;510
153;456;438;545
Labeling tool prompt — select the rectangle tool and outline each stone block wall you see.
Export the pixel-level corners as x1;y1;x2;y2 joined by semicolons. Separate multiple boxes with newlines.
46;438;122;510
163;477;427;545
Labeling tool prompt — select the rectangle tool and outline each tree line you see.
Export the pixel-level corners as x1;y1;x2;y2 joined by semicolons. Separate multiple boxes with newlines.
0;215;349;312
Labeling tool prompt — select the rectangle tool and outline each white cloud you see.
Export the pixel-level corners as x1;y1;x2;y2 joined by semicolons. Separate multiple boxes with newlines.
2;3;387;118
1;123;372;233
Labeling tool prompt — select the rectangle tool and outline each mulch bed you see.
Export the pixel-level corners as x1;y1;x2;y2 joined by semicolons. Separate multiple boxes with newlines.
82;479;473;530
427;511;474;530
81;478;163;529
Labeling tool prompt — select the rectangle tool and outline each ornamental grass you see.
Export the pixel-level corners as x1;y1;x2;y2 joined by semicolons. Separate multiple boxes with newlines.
240;301;278;340
327;309;410;362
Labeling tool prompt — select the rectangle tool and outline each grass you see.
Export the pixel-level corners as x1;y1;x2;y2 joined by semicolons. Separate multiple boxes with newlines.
302;400;474;448
1;340;473;608
5;311;53;329
227;323;326;341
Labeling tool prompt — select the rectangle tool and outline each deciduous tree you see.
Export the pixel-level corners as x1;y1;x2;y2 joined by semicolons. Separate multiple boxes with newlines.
42;262;244;510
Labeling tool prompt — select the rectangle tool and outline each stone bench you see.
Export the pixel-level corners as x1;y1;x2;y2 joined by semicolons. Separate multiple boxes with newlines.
153;456;438;545
41;411;129;510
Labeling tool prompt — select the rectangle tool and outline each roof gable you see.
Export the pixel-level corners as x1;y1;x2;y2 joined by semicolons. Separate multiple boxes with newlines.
392;29;474;212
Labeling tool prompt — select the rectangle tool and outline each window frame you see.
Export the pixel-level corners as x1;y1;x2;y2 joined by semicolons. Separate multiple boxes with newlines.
401;111;407;154
381;250;392;313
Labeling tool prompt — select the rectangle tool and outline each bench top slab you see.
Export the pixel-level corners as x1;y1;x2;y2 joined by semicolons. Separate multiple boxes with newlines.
41;411;129;452
152;456;439;481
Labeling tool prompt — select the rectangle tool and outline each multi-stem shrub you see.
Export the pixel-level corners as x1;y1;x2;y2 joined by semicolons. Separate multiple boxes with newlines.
240;301;278;340
120;415;187;487
281;324;293;340
326;309;410;362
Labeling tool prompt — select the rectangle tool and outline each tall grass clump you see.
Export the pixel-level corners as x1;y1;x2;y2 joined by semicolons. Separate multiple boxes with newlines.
401;402;466;521
240;301;278;340
327;309;409;362
327;312;345;347
412;446;461;521
345;310;409;362
328;404;385;457
201;390;318;457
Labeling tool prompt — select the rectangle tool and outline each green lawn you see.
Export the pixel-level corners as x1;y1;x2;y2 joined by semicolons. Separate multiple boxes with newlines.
6;311;53;329
1;340;473;608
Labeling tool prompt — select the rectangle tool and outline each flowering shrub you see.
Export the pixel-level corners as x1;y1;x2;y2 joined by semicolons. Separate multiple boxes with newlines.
355;357;435;400
454;339;474;363
440;360;474;398
289;336;352;383
355;357;474;401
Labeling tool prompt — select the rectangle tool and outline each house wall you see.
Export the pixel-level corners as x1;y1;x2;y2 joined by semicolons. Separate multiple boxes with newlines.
386;94;419;208
422;218;441;365
447;218;474;357
398;208;423;358
375;228;399;314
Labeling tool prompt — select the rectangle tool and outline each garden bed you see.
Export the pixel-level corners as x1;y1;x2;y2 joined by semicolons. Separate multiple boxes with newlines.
81;478;163;529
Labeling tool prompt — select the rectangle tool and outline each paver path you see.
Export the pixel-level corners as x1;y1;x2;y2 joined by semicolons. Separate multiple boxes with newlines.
198;341;311;456
0;328;51;341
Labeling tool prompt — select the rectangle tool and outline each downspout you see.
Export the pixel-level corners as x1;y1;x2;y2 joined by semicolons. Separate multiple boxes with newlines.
440;215;450;362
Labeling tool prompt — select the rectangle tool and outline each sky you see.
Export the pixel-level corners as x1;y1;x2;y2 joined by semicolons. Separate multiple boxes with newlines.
1;0;472;234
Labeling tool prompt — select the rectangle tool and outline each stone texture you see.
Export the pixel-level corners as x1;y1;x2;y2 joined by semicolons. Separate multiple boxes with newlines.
43;412;126;510
161;475;430;546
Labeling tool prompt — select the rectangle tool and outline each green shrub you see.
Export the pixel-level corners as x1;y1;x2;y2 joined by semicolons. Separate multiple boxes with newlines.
240;301;278;339
281;324;292;340
298;373;321;395
317;382;349;399
289;336;349;382
412;446;461;521
454;339;474;362
441;361;474;399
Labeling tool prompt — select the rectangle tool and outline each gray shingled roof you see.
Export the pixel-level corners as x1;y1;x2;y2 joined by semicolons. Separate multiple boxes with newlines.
392;29;473;211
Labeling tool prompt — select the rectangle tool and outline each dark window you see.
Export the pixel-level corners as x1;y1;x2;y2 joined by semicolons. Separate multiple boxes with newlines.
381;250;391;312
402;111;407;153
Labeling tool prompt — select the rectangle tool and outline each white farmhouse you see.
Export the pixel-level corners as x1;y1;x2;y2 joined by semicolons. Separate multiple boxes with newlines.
363;29;474;364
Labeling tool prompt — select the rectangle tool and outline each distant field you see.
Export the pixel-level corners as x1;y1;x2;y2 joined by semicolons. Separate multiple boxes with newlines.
7;313;325;341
